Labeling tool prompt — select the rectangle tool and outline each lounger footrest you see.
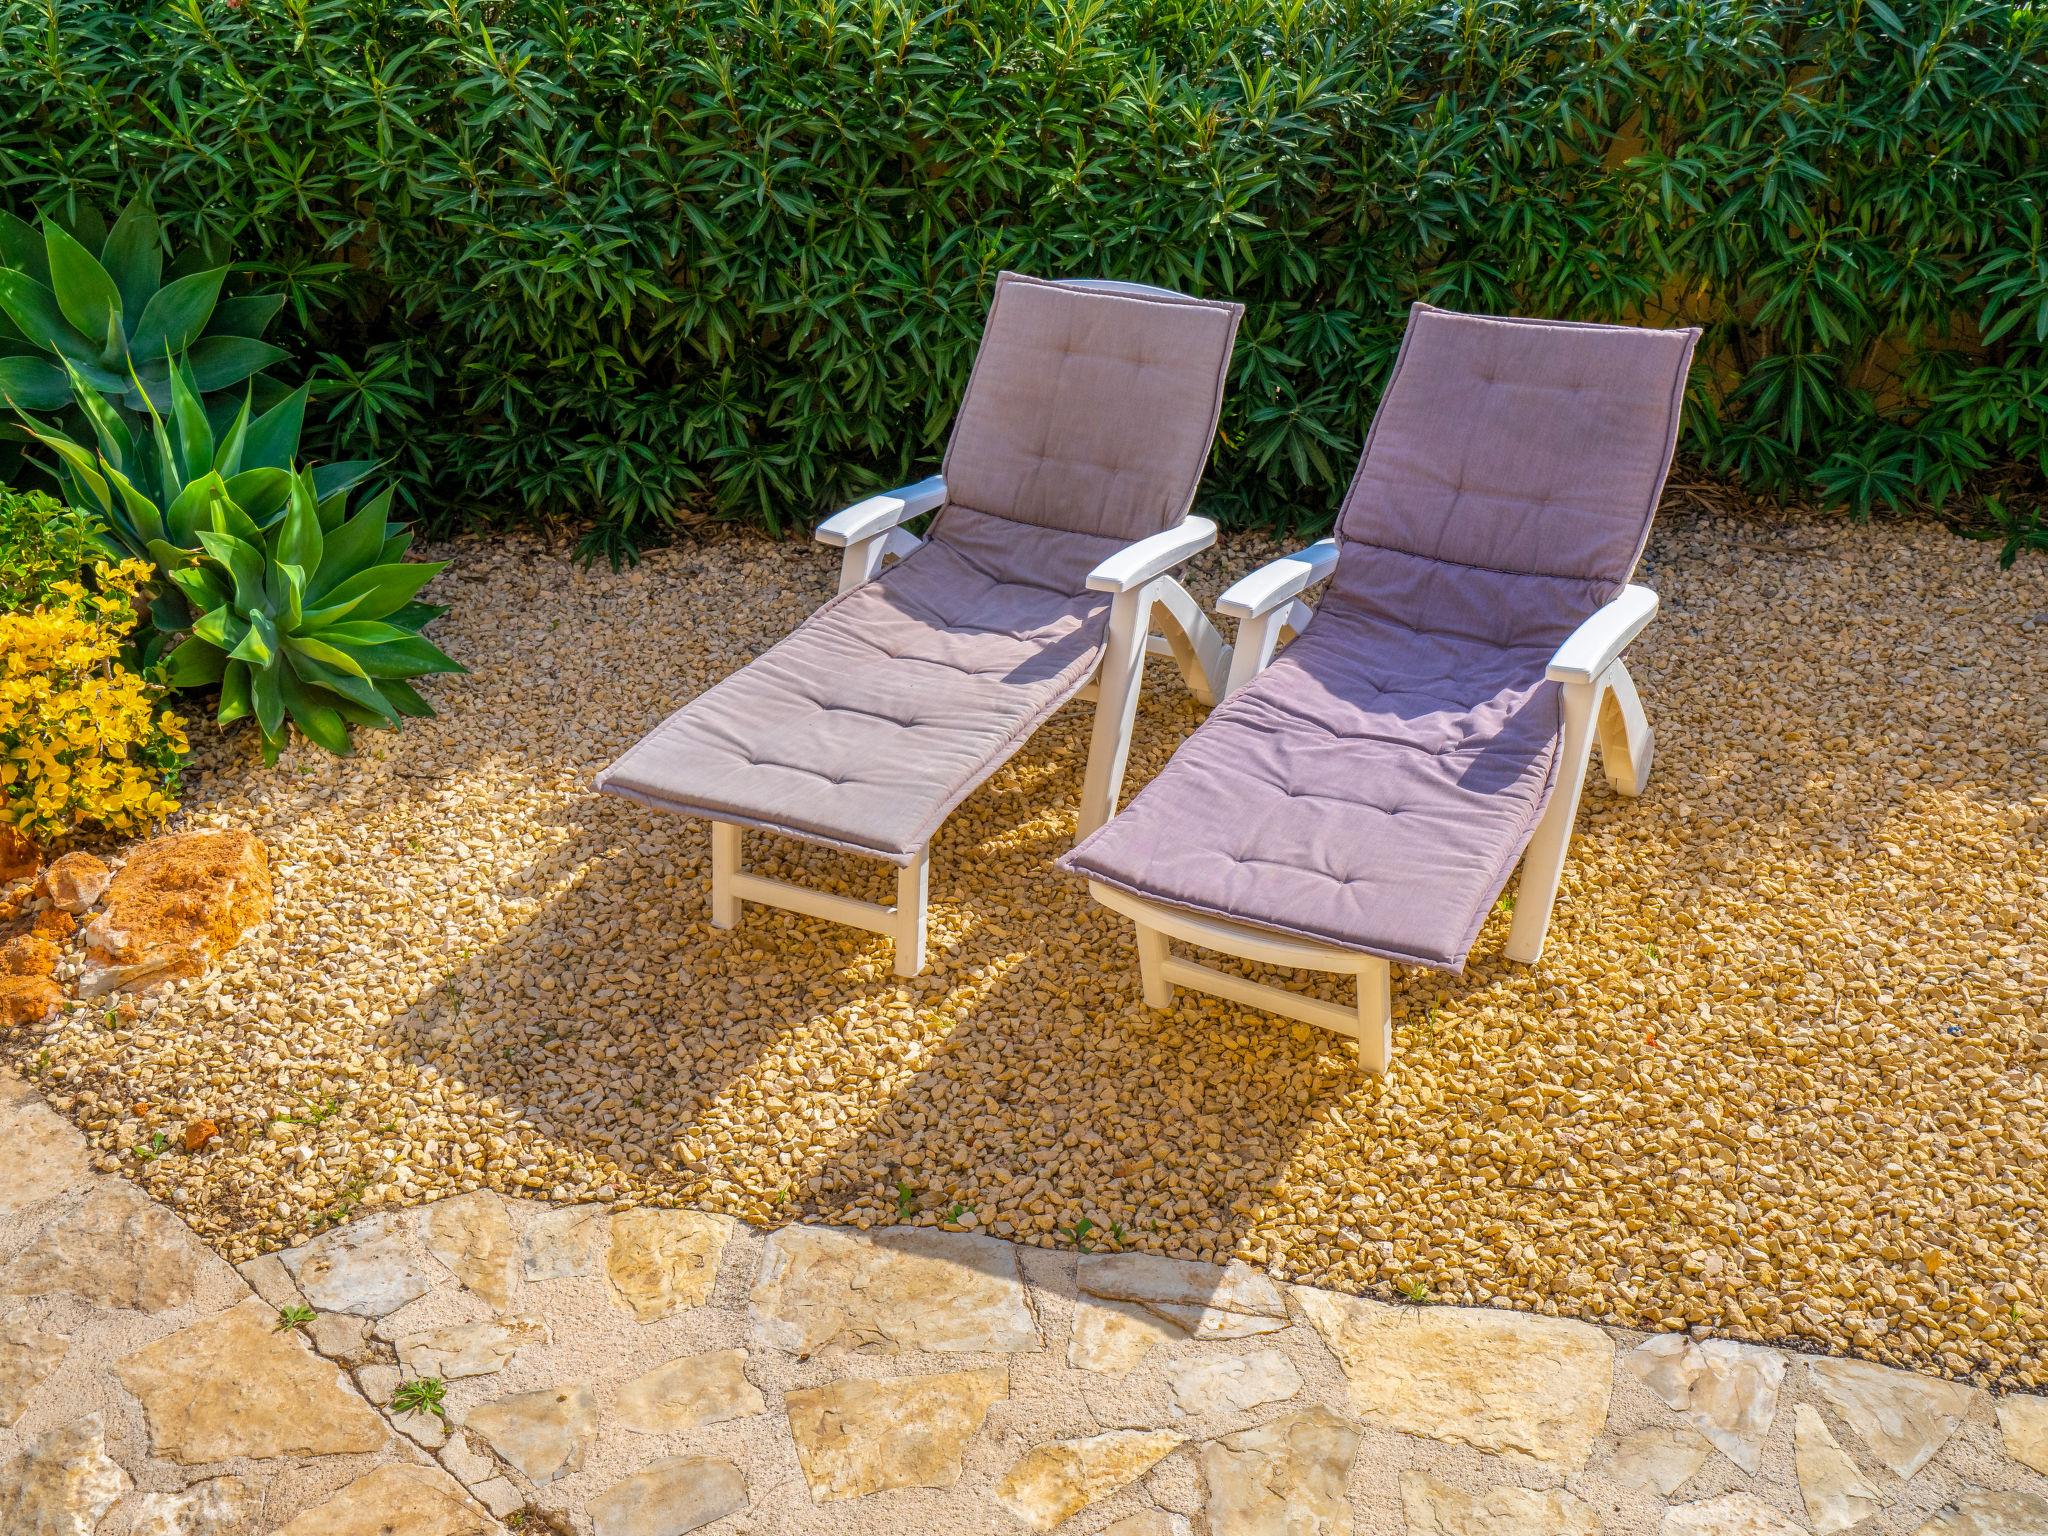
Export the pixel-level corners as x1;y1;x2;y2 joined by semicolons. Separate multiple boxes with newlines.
725;870;902;937
1156;954;1362;1039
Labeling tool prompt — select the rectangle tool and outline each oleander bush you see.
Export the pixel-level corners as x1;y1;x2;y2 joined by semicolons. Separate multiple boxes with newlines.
2;0;2044;557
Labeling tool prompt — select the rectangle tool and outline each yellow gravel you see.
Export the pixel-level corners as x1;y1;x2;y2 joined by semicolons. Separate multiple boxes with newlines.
9;500;2045;1386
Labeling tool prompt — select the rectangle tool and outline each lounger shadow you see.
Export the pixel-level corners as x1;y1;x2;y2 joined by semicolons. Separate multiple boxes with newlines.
1061;302;1701;1072
597;272;1244;974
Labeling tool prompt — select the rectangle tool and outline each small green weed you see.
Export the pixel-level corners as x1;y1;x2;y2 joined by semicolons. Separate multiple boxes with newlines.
276;1304;316;1331
311;1180;369;1232
132;1132;167;1162
894;1180;918;1220
391;1376;448;1420
274;1097;343;1128
1398;1276;1431;1303
1063;1216;1097;1252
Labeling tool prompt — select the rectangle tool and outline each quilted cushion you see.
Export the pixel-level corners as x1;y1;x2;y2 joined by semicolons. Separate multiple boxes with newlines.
1063;304;1699;970
943;273;1243;542
597;509;1128;864
1062;551;1566;969
1339;303;1696;590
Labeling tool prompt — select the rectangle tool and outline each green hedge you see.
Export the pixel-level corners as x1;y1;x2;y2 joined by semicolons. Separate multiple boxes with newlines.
4;0;2045;556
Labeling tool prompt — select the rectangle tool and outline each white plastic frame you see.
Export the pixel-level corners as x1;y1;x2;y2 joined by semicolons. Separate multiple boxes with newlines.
706;476;1233;977
1095;538;1660;1073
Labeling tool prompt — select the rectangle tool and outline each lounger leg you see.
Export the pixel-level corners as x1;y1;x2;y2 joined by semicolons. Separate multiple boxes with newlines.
1149;577;1233;708
1078;583;1155;836
1505;676;1600;964
1596;661;1654;797
892;847;929;977
1355;959;1392;1074
710;821;742;929
1134;922;1171;1008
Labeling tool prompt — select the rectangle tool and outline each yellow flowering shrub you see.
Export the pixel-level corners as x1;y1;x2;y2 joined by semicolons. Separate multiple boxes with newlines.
0;559;187;843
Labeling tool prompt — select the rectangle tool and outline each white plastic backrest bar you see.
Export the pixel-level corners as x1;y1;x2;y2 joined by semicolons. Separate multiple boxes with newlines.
814;474;947;548
1215;538;1340;619
1084;517;1218;593
1547;584;1659;686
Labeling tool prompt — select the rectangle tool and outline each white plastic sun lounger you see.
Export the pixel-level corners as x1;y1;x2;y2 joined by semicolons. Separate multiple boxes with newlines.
598;273;1244;975
1061;303;1700;1071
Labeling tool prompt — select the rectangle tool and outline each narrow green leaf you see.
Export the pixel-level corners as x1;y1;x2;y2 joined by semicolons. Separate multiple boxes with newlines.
276;468;324;576
285;633;370;677
168;351;212;478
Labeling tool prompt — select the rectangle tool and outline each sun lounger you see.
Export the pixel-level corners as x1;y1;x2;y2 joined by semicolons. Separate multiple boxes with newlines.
598;273;1243;974
1060;303;1699;1071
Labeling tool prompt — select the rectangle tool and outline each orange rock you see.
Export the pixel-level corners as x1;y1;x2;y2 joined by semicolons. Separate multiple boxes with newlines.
0;928;62;1029
78;830;271;999
0;824;38;886
0;930;58;978
32;909;75;940
39;851;111;914
183;1119;219;1152
0;975;60;1028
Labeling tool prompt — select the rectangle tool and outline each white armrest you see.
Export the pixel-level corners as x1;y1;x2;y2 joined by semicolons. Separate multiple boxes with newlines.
1085;517;1218;594
814;474;947;548
1215;538;1340;619
1547;584;1659;686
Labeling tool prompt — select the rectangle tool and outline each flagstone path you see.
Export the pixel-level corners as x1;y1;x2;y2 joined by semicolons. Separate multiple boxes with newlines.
3;1068;2045;1535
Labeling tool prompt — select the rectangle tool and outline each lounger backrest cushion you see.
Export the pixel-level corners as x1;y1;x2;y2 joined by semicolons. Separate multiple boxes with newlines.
1336;304;1698;592
941;272;1244;542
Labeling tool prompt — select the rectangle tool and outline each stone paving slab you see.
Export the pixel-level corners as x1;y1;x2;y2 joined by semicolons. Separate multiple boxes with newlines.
3;1067;2046;1535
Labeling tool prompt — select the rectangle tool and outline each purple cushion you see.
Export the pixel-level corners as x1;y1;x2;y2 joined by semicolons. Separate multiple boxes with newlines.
597;509;1127;863
1063;551;1564;968
1062;305;1699;970
943;273;1244;541
1339;304;1697;589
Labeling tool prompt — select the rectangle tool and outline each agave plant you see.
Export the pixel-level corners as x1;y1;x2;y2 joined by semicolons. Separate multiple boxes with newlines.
156;468;464;763
0;195;286;414
23;356;460;763
22;354;376;637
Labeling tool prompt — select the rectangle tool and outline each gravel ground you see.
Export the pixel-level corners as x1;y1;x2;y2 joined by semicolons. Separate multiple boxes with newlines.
9;495;2045;1387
